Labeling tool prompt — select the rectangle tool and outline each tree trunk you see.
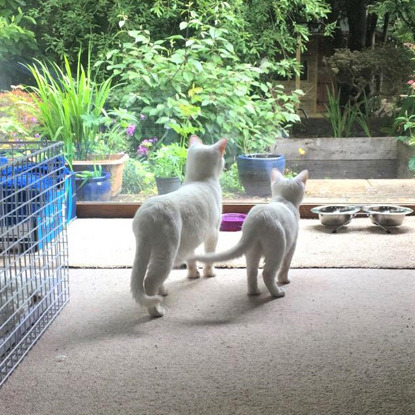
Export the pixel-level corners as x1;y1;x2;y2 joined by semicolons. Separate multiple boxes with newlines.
366;13;378;48
346;0;368;51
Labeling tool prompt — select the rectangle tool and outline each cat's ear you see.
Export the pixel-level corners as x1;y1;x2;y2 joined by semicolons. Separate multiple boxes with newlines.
215;138;227;156
270;168;284;183
295;170;309;184
189;135;203;147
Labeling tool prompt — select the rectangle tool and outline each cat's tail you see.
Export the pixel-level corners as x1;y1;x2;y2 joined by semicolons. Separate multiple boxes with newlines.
190;234;250;264
130;240;162;309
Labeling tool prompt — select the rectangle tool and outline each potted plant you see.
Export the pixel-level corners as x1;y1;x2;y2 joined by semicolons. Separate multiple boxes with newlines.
74;165;111;201
148;143;187;194
236;129;288;198
25;51;130;199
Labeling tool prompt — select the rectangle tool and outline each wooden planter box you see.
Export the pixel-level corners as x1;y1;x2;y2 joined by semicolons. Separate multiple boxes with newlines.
273;137;412;179
72;153;129;198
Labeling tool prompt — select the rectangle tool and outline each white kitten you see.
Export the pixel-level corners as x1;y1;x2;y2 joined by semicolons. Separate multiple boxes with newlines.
130;136;227;317
191;169;308;298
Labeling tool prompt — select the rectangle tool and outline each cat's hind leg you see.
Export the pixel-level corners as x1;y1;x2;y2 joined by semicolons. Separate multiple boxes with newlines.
262;251;286;298
186;251;201;279
201;230;219;278
144;252;175;317
245;242;262;295
277;241;297;285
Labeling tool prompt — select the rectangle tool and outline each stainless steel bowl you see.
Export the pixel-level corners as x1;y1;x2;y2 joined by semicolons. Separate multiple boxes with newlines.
362;205;413;227
311;205;361;227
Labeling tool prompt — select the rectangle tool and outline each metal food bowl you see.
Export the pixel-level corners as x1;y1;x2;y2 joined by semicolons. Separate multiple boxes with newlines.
362;205;413;227
311;205;361;228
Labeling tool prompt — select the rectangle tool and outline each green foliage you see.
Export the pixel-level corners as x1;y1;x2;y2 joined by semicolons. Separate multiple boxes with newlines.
0;1;38;87
148;143;188;179
324;87;370;138
324;45;413;103
0;87;41;140
395;113;415;172
122;158;156;195
24;50;113;163
0;5;36;59
240;0;330;62
220;162;244;197
23;0;329;71
103;12;302;155
370;0;415;43
75;164;103;187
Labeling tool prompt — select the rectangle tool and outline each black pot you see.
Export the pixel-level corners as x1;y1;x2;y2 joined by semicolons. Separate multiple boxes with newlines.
155;177;182;195
237;153;286;197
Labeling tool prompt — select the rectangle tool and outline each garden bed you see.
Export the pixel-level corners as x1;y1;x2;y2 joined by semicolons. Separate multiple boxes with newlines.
274;137;412;179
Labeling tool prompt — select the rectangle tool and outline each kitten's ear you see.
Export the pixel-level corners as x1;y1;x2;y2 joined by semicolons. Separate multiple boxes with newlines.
215;138;227;156
295;170;309;184
189;135;203;148
271;168;284;183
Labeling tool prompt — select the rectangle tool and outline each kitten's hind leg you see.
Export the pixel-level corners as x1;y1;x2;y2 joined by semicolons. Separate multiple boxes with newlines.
186;250;201;279
145;256;174;317
278;242;297;285
262;256;285;298
202;230;219;278
246;243;262;295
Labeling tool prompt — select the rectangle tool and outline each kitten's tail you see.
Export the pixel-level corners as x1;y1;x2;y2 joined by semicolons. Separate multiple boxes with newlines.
130;239;162;309
191;234;251;264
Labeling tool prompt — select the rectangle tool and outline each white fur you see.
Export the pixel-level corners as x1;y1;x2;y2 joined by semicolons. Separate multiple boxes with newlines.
191;169;308;298
130;137;227;317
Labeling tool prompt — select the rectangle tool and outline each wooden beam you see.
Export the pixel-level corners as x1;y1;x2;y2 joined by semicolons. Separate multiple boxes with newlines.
75;201;415;220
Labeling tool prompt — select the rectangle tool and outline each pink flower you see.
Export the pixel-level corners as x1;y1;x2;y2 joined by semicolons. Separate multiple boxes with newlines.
408;80;414;85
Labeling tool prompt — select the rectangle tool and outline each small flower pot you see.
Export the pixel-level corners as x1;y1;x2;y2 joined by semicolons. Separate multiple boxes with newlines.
237;153;286;197
155;177;182;195
75;172;111;201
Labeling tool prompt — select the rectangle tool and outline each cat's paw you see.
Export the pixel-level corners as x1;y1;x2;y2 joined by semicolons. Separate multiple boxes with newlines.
203;266;216;278
247;288;261;296
148;305;166;318
271;288;286;298
278;277;291;285
187;269;201;279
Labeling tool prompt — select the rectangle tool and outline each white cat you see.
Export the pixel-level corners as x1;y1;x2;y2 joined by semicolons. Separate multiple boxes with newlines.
191;169;308;298
130;136;227;317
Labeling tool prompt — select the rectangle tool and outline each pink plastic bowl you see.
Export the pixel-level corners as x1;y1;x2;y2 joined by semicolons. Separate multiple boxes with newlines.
220;213;247;232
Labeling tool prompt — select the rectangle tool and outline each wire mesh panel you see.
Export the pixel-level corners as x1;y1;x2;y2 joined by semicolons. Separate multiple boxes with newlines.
0;141;69;386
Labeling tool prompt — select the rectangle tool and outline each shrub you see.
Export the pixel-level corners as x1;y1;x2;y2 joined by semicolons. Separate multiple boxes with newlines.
0;87;41;140
121;158;156;195
102;10;302;156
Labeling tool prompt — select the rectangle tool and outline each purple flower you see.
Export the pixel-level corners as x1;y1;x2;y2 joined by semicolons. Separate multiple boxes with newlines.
31;117;38;124
139;114;146;121
126;124;136;136
137;145;148;156
34;133;40;138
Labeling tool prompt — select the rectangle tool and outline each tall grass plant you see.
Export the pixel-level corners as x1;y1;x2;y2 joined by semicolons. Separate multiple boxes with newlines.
25;50;113;164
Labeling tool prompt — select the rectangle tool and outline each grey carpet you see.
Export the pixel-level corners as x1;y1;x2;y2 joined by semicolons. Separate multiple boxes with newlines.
0;268;414;415
67;218;415;269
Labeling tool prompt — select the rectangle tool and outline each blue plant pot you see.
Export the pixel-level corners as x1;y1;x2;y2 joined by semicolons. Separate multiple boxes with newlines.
75;172;111;201
236;153;286;197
